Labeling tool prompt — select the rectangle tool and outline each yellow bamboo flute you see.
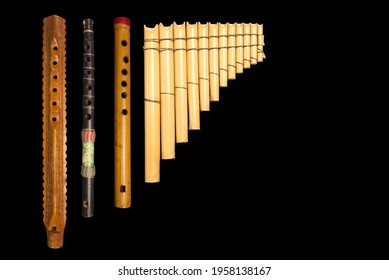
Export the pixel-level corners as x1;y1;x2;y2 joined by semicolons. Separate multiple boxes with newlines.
114;17;131;208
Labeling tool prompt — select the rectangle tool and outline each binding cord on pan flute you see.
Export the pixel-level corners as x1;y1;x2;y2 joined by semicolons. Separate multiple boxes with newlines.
143;21;266;183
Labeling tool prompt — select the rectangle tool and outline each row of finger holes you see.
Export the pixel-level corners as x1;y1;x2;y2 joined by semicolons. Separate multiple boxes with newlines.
121;39;128;193
51;45;59;122
85;53;93;121
121;39;129;117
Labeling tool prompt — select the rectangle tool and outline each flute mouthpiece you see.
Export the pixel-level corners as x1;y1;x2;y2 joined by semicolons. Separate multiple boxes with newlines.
83;18;94;30
114;17;130;26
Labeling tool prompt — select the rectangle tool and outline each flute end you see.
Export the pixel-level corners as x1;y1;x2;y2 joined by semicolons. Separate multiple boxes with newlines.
114;17;130;27
83;18;94;30
47;229;64;249
82;202;94;218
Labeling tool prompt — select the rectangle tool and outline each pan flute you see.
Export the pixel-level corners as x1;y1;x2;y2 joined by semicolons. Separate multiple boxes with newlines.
143;21;266;183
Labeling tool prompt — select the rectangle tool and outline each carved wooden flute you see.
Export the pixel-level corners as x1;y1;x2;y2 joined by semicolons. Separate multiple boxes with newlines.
81;18;96;217
42;14;67;249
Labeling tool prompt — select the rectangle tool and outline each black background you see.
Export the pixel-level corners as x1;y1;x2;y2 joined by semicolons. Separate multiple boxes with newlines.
1;4;385;260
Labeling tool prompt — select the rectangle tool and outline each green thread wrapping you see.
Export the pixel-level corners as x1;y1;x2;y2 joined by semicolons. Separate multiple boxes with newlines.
82;141;94;166
81;141;95;178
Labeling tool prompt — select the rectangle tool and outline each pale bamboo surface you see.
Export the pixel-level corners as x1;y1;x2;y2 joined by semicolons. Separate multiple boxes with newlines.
227;23;236;80
198;22;210;111
243;23;251;69
186;22;200;130
114;18;131;208
250;22;258;65
173;22;189;143
208;22;219;102
142;20;265;184
235;23;244;74
218;23;228;87
159;23;176;159
257;23;266;62
144;24;161;183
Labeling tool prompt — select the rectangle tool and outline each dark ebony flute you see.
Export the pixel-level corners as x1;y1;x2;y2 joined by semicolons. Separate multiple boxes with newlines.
81;18;96;217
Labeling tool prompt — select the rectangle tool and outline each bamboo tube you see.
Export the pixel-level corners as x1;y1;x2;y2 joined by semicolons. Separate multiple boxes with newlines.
235;22;244;74
198;22;210;111
208;22;219;102
218;23;228;87
243;23;251;69
159;23;175;159
186;21;200;130
227;22;236;80
257;23;266;62
144;24;161;183
173;22;189;143
250;22;258;65
114;17;131;207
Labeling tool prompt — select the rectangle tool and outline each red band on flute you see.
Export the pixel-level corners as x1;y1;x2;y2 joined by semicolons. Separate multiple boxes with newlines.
114;17;130;26
81;130;96;142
